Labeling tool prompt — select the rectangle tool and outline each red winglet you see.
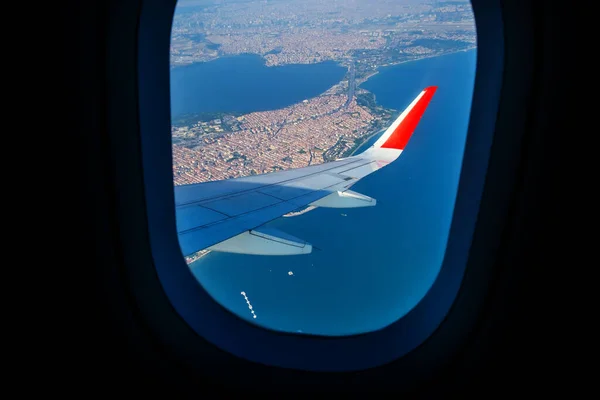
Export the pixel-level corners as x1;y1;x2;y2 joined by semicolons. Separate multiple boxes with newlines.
380;86;437;150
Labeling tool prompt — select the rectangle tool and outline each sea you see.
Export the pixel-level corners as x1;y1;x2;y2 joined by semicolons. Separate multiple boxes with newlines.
170;48;477;336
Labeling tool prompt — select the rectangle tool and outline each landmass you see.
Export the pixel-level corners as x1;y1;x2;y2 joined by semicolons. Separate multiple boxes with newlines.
171;0;476;265
172;85;393;184
170;0;476;80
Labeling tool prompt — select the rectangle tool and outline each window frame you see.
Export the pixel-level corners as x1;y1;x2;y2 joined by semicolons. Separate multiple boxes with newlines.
111;0;533;374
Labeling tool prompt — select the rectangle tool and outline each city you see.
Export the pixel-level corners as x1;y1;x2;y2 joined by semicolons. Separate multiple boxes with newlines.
172;87;392;185
170;0;476;76
169;0;476;264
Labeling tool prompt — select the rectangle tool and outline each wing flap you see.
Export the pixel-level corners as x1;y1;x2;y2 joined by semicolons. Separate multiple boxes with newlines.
208;227;312;255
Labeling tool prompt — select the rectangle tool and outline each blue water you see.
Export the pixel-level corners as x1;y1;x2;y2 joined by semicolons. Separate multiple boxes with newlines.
185;49;477;336
170;54;347;117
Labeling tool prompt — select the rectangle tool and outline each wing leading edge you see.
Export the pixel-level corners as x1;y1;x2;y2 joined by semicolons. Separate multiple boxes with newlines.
175;86;437;257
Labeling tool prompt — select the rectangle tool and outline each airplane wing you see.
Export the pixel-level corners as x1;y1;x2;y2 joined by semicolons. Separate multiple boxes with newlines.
175;86;438;256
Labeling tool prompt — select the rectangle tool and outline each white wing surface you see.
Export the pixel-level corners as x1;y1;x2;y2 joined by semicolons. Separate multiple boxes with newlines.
175;86;438;256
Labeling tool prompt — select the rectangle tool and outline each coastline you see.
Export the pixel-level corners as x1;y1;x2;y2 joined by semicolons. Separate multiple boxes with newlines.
353;46;476;87
171;45;477;71
347;46;476;157
172;46;475;163
356;70;380;85
186;249;211;265
348;128;386;156
375;46;476;71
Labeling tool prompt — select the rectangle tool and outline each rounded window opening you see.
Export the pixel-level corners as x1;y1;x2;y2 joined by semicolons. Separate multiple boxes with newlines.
170;0;476;336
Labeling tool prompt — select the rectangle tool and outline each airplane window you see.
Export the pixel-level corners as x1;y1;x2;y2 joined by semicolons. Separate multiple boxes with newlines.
170;0;477;336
